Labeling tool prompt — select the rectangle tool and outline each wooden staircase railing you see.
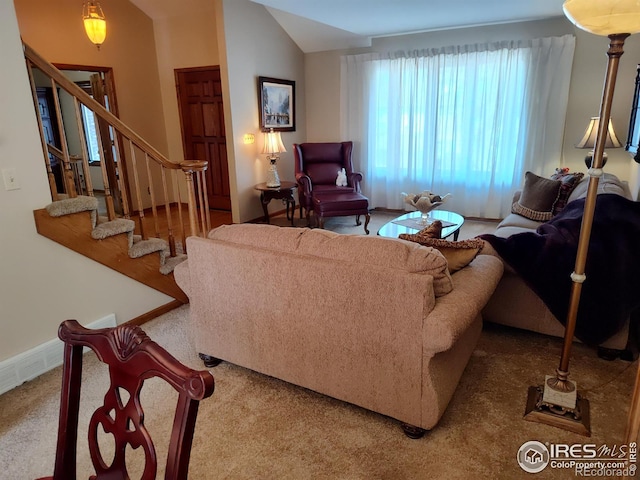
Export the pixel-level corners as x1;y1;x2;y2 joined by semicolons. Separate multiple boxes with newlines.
23;42;210;259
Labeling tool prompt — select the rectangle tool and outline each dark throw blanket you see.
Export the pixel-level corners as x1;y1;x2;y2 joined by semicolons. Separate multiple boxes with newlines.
480;194;640;346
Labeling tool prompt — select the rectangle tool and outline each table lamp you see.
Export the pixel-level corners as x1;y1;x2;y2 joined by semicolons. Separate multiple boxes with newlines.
576;116;622;168
262;129;285;188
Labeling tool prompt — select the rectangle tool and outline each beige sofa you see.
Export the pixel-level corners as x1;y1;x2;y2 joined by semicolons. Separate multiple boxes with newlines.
482;172;634;356
174;223;503;436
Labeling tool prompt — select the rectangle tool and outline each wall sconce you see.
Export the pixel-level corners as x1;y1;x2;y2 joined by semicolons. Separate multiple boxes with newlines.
83;1;107;50
243;133;255;145
261;129;286;188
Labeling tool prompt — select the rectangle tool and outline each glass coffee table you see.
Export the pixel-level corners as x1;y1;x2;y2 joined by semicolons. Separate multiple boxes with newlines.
377;210;465;240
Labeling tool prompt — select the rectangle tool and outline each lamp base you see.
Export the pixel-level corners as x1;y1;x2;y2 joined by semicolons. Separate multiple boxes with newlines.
584;151;608;169
265;160;281;188
524;385;591;436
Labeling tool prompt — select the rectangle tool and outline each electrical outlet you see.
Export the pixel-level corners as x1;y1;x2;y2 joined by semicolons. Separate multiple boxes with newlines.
2;168;20;191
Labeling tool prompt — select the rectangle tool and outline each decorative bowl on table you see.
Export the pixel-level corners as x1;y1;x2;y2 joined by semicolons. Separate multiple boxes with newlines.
402;191;452;225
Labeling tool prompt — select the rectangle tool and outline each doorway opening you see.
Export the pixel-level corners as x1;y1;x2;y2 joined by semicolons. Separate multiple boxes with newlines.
32;63;128;216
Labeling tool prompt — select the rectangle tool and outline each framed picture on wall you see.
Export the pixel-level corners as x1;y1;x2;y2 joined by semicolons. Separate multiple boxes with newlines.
258;76;295;132
626;64;640;163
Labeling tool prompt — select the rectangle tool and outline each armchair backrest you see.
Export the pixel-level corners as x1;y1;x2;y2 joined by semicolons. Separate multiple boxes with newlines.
294;142;354;186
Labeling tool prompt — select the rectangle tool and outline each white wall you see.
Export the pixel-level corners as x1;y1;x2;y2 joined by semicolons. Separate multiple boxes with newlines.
305;17;640;199
0;0;172;363
14;0;172;210
152;9;220;169
218;0;306;223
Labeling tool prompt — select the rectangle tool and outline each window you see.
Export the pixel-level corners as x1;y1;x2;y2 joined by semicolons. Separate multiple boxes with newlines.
80;103;101;163
341;35;575;218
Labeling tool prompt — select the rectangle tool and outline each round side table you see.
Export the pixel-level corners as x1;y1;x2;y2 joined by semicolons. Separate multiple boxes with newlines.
254;181;297;226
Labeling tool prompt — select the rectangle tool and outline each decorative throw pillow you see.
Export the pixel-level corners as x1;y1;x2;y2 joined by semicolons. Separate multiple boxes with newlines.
398;235;484;273
511;171;562;222
396;220;443;243
418;220;443;238
550;168;584;215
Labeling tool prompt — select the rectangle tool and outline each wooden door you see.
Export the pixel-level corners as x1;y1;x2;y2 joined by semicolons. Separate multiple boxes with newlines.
36;87;64;191
175;67;231;211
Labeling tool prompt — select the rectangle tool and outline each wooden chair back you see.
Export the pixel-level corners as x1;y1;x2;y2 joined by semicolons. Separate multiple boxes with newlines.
38;319;215;480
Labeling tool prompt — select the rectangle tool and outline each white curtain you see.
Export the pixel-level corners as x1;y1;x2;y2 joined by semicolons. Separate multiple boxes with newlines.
340;35;575;218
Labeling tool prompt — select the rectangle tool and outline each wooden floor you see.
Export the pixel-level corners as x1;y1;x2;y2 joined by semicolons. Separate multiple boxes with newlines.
132;205;232;240
95;193;233;239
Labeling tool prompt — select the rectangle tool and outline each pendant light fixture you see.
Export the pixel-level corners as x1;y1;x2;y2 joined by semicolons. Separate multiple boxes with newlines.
83;1;107;49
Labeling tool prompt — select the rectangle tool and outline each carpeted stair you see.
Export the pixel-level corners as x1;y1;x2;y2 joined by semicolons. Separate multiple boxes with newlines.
44;195;187;275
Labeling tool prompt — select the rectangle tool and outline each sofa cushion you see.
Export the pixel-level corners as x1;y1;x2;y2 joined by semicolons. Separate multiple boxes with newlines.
398;236;484;273
511;171;561;222
208;223;306;251
296;228;453;296
550;169;584;215
208;223;454;296
568;172;631;202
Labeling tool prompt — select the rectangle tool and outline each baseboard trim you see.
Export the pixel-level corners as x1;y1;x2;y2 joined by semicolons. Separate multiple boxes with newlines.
124;299;185;327
0;314;117;396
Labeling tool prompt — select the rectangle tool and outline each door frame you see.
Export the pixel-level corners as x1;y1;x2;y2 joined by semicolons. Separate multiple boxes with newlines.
53;63;130;214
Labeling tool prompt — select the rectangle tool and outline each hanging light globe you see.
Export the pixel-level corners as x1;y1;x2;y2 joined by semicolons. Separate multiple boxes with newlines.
83;1;107;48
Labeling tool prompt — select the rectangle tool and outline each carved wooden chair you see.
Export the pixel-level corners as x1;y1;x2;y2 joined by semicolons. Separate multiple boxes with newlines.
37;319;215;480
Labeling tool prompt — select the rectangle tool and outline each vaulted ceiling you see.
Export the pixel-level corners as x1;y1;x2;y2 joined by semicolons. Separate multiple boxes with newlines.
130;0;566;53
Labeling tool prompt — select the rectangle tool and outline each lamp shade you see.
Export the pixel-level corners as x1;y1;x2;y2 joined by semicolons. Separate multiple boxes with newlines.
83;1;107;47
563;0;640;35
575;117;622;149
261;129;286;155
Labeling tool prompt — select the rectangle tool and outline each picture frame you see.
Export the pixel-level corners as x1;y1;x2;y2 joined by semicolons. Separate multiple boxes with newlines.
258;76;295;132
626;64;640;163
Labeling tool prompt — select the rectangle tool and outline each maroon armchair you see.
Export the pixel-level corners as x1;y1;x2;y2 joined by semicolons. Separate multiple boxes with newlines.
293;141;370;234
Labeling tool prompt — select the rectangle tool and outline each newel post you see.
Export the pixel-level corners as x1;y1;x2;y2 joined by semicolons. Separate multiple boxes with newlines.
180;160;208;238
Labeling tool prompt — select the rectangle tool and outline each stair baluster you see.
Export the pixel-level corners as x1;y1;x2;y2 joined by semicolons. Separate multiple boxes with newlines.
49;78;77;198
24;41;212;272
144;153;161;239
92;116;116;220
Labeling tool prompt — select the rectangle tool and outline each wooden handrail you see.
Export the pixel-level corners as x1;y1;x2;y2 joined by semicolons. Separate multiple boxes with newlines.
24;40;212;266
24;43;178;172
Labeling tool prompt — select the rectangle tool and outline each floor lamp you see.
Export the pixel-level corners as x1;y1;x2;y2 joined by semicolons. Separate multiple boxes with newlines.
524;0;640;436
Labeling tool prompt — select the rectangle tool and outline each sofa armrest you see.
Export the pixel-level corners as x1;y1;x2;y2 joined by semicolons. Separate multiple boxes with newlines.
173;259;191;298
423;254;503;353
296;173;312;194
295;173;313;210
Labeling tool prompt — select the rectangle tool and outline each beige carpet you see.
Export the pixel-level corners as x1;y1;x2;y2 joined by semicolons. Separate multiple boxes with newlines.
1;214;638;479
